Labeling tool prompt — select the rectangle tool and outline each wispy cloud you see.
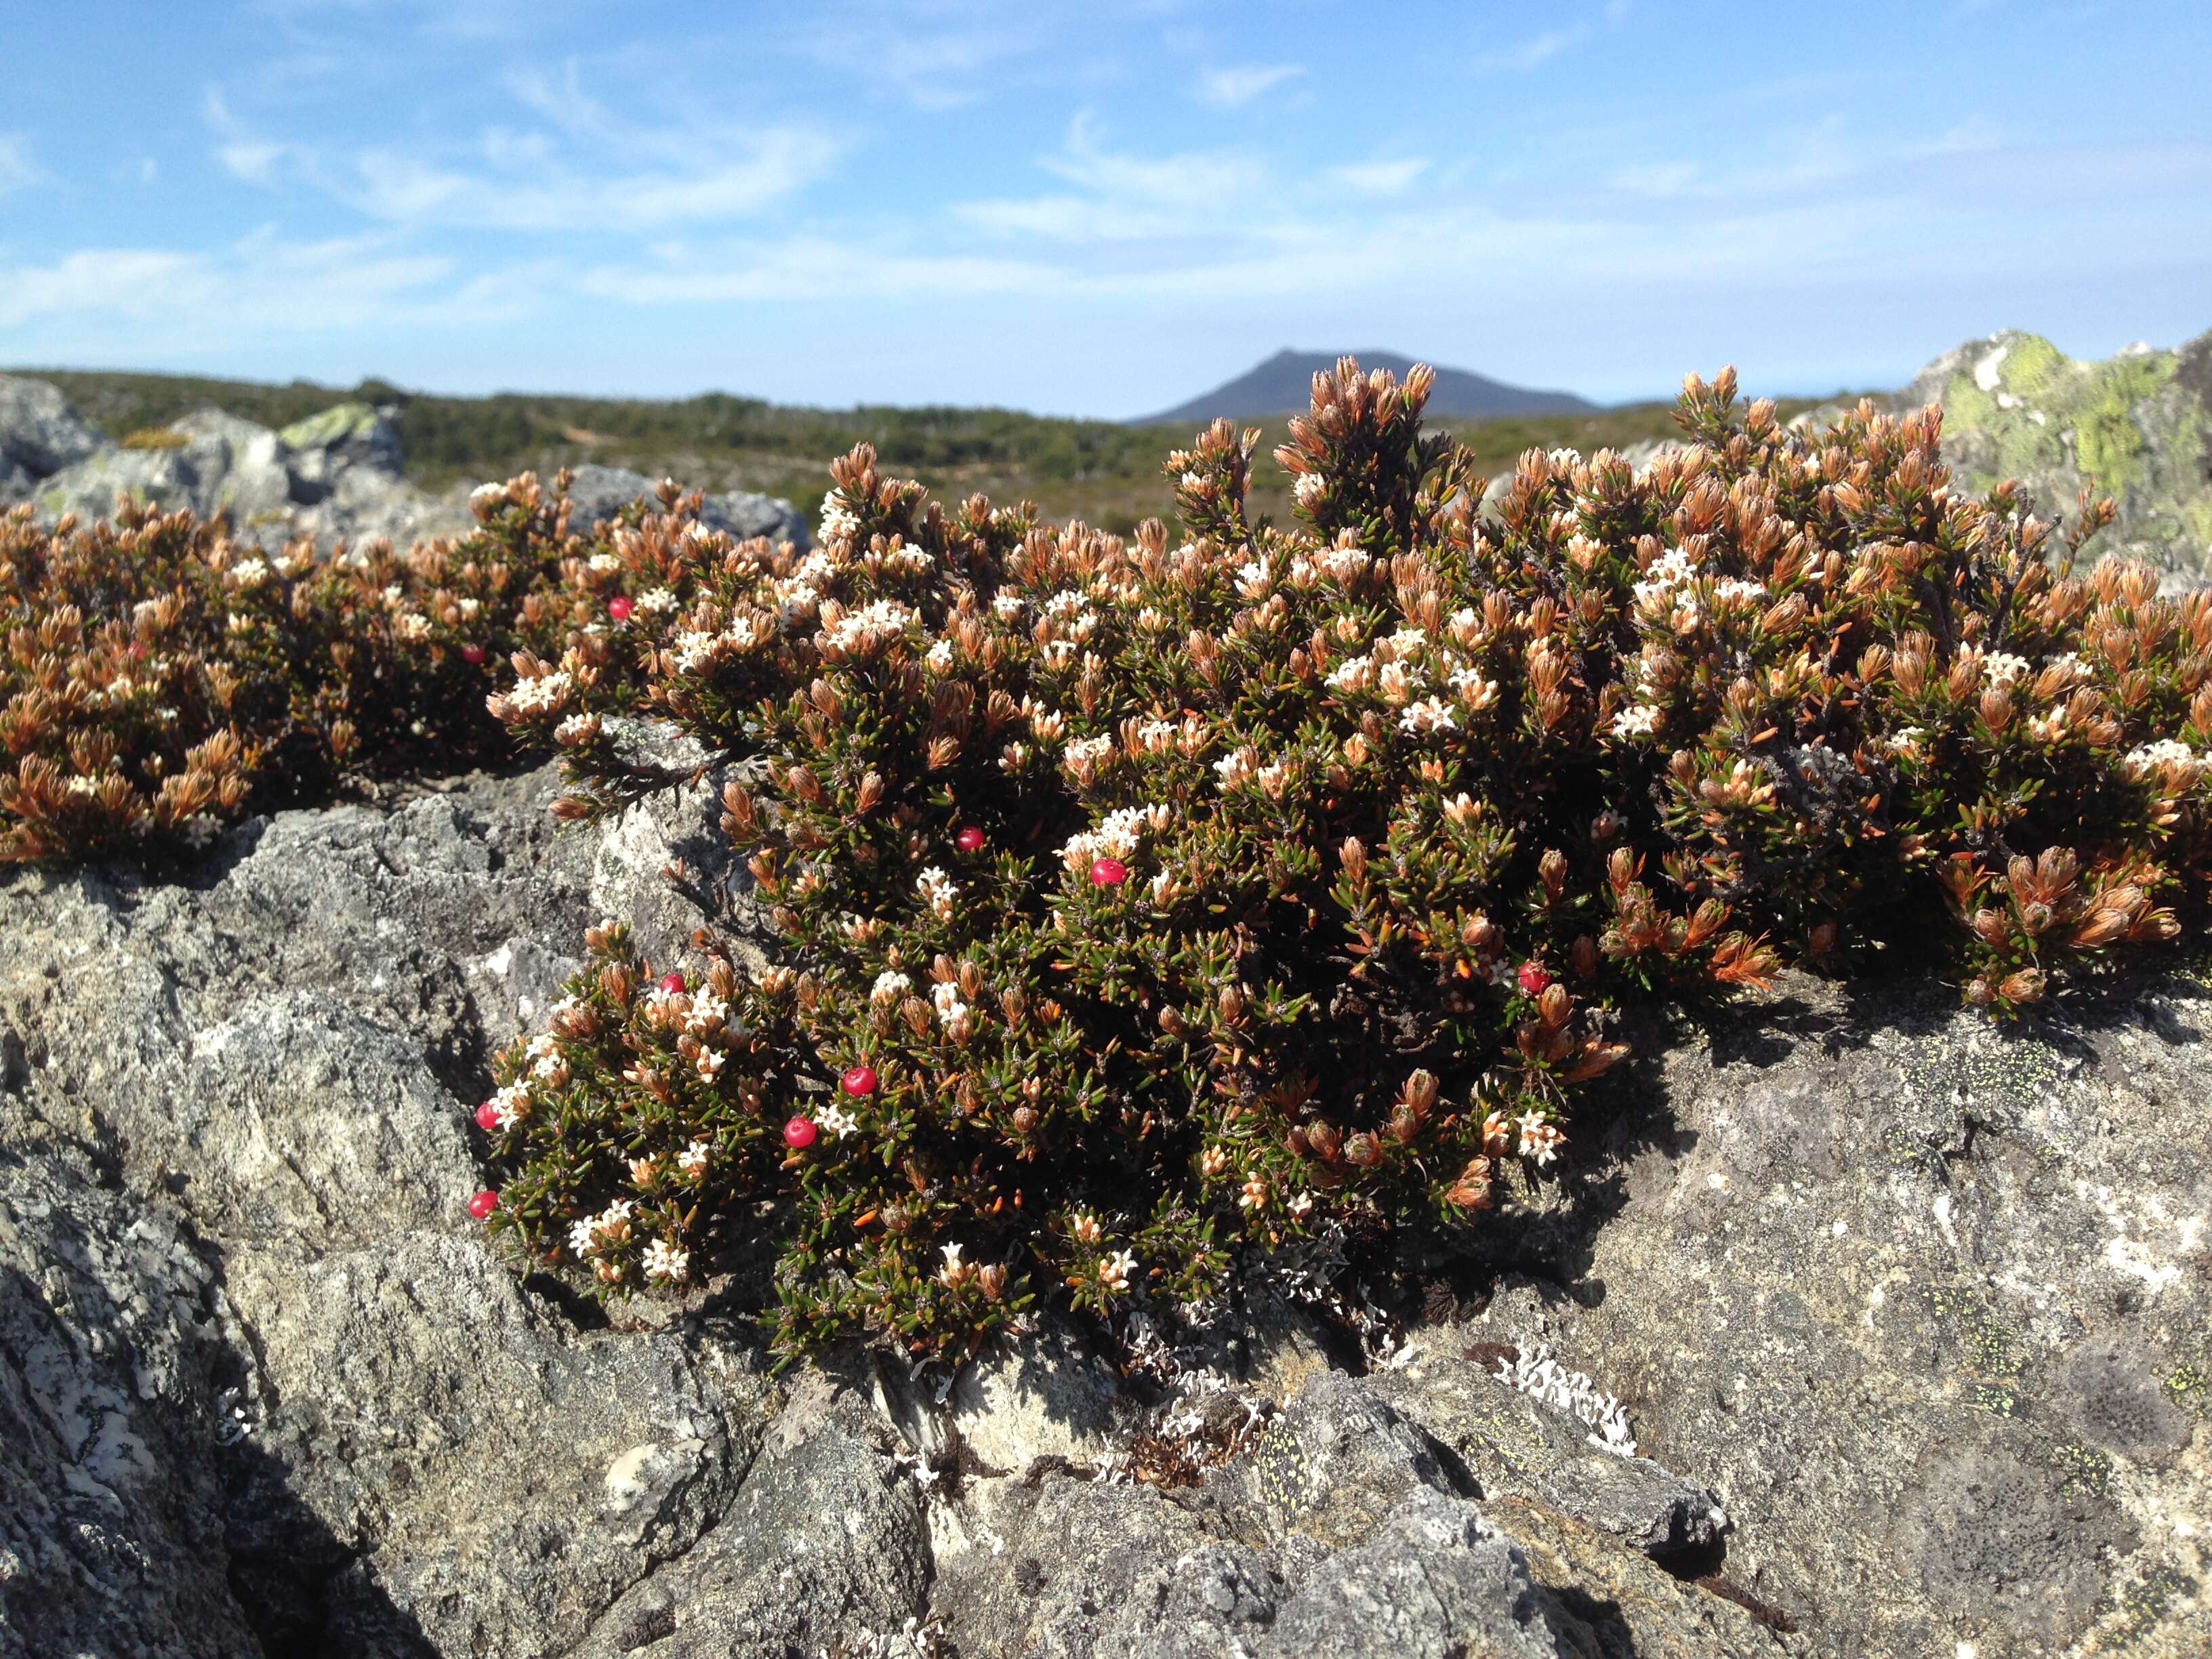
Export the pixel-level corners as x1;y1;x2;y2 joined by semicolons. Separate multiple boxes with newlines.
203;67;840;232
1472;22;1594;75
1195;63;1303;108
0;134;49;197
1331;158;1429;197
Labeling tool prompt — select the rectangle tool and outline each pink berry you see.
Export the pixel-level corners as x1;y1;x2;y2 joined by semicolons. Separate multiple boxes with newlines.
783;1115;818;1149
474;1101;501;1132
1517;961;1551;997
129;640;147;660
461;643;487;665
607;595;634;622
659;970;687;994
466;1189;499;1220
956;825;986;853
841;1064;878;1098
1090;857;1128;887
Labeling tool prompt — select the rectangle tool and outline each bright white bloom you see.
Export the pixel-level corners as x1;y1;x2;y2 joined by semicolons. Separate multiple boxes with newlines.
827;598;914;653
992;592;1027;617
642;1240;690;1283
636;587;679;615
504;670;573;716
817;1103;859;1139
1293;472;1326;508
1983;652;2032;684
1517;1114;1565;1166
817;495;862;541
2125;739;2198;777
872;970;912;1004
1399;697;1457;735
489;1081;533;1130
1101;1250;1138;1293
931;981;970;1025
1378;661;1422;705
588;552;623;575
226;557;270;590
1610;703;1662;739
1179;470;1205;490
1326;655;1375;693
677;1139;712;1178
916;865;958;920
1886;726;1925;754
925;639;956;673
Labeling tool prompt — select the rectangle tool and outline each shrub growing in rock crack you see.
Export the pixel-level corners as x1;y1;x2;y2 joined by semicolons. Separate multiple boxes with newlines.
470;359;2209;1359
11;357;2209;1360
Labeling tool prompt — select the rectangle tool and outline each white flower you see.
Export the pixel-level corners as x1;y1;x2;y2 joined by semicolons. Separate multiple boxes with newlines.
872;970;912;1004
588;552;623;575
1610;703;1662;739
226;557;270;590
677;1139;712;1178
1398;696;1457;735
1517;1114;1565;1166
817;1103;859;1139
992;592;1026;618
931;981;969;1025
1886;726;1925;754
504;670;573;716
1293;472;1326;507
642;1240;691;1283
925;639;956;673
1179;470;1205;490
1326;655;1375;693
916;865;958;920
636;587;679;614
817;495;862;541
489;1081;533;1130
695;1048;725;1079
2125;738;2198;777
1101;1250;1138;1293
827;598;914;653
469;482;509;508
1983;651;2032;684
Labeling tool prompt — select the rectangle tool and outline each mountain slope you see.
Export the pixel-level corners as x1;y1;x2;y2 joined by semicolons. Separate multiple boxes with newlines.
1140;348;1598;425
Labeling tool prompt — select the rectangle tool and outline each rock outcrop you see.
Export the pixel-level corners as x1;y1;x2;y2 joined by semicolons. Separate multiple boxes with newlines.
0;375;809;555
4;747;2206;1656
1904;329;2212;586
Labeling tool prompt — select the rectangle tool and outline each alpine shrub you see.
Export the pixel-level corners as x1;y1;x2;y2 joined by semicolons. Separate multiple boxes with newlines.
470;359;2207;1360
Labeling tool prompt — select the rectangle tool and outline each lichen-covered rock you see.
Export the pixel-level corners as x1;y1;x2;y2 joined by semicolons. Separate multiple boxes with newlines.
0;373;104;485
3;755;2205;1655
1474;973;2212;1657
560;462;809;550
1906;327;2212;585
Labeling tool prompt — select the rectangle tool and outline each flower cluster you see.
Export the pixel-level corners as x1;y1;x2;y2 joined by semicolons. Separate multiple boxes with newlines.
0;473;785;862
467;358;2208;1359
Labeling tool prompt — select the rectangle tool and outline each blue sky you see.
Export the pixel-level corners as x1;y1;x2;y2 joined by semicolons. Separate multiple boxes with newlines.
1;0;2207;416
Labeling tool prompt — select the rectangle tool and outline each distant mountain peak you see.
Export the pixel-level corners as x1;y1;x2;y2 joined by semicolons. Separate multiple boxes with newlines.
1138;349;1597;425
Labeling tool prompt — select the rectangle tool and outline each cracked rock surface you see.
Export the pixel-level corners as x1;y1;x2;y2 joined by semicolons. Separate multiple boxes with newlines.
3;757;2207;1656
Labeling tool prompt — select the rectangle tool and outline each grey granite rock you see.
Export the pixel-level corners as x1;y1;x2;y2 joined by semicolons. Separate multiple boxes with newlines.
4;756;2205;1655
0;373;104;481
561;462;808;550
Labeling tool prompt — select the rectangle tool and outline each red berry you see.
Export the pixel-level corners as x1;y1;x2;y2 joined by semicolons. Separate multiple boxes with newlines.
783;1115;818;1149
841;1064;878;1098
1517;961;1551;997
607;595;634;622
461;644;487;665
1090;857;1128;887
955;825;986;853
474;1101;501;1132
466;1189;499;1220
129;640;147;659
659;970;687;994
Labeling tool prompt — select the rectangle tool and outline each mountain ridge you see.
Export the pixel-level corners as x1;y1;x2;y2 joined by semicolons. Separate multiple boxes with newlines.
1139;347;1599;425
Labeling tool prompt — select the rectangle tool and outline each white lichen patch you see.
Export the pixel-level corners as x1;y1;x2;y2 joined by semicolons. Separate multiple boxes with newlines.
2077;1181;2207;1297
1498;1343;1637;1458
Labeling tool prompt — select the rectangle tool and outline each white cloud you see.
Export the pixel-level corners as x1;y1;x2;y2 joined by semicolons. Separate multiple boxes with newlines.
201;62;840;233
1330;159;1429;197
1195;64;1303;108
0;134;52;196
1472;22;1593;75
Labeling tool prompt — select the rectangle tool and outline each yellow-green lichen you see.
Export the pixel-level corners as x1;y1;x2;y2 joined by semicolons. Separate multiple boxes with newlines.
2076;353;2177;496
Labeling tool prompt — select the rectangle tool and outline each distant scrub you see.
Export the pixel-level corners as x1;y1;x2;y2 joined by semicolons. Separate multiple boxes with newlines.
4;360;2203;1360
